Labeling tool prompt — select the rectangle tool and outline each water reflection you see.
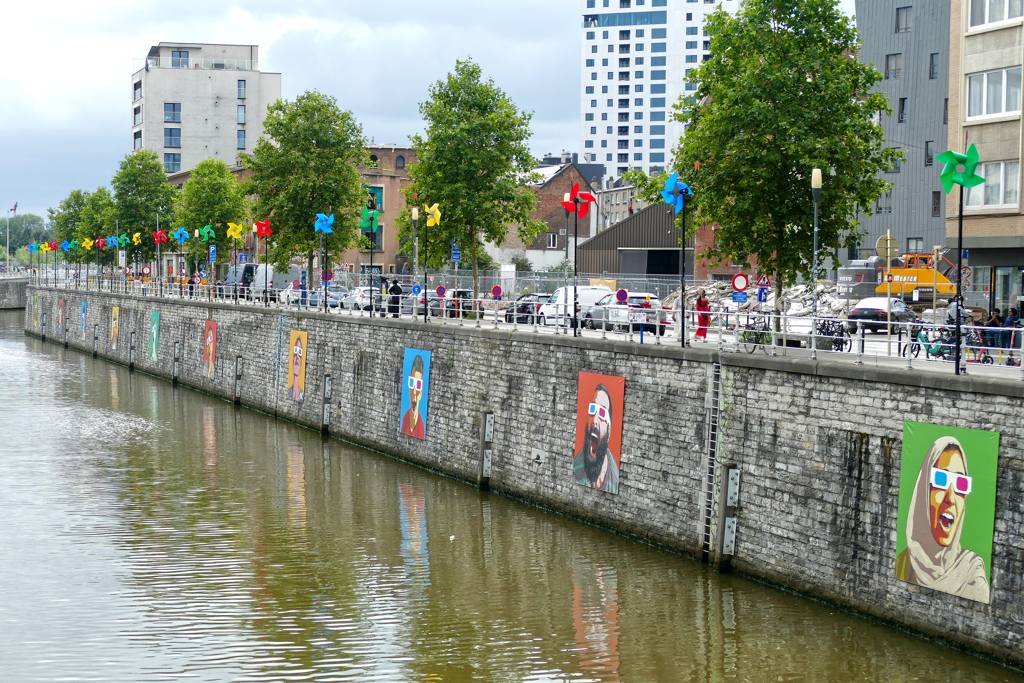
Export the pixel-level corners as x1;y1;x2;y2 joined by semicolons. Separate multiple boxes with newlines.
2;311;1023;683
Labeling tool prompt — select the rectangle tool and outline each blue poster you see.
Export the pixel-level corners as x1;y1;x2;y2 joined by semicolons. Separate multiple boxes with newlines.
399;348;431;440
80;301;87;337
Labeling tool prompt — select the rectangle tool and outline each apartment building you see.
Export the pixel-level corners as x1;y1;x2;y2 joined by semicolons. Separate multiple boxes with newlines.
131;43;282;174
854;0;950;263
948;0;1024;311
579;0;738;180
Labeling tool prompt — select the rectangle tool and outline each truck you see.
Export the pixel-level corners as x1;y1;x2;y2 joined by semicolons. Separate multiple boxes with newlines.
837;252;958;302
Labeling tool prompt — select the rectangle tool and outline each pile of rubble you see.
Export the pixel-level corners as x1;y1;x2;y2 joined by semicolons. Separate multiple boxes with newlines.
664;280;853;318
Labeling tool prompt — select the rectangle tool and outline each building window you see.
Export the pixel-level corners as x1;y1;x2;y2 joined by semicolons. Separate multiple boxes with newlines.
586;113;594;121
618;154;629;163
970;0;1023;28
652;28;666;39
636;29;644;37
133;131;142;150
171;50;189;68
396;155;405;168
133;81;142;101
895;6;912;32
967;67;1022;118
619;58;630;68
925;141;934;166
634;139;643;147
650;139;665;149
704;41;711;51
907;237;924;252
587;31;595;39
932;192;942;217
652;43;666;52
618;140;629;149
601;140;608;147
592;72;598;81
634;98;643;106
634;125;643;133
586;59;595;68
886;147;901;172
929;53;940;79
592;45;598;53
619;113;629;122
590;126;598;134
238;80;246;99
164;128;180;147
607;154;613;161
651;98;665;107
650;153;665;163
585;140;594;148
876;191;892;214
944;98;949;123
619;44;630;54
164;153;181;173
634;111;644;119
967;160;1020;207
548;233;558;249
237;129;245;150
686;54;697;63
586;86;595;94
618;99;629;108
619;85;630;94
133;106;142;126
687;26;698;35
602;85;608;93
601;113;608;120
898;98;907;122
686;41;698;49
619;30;631;39
650;111;665;121
591;99;597;107
650;125;665;135
635;84;644;92
885;53;902;79
164;103;181;123
651;70;666;80
634;153;643;161
620;0;631;6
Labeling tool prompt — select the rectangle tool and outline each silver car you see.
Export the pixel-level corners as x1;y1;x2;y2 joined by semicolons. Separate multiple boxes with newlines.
584;292;674;335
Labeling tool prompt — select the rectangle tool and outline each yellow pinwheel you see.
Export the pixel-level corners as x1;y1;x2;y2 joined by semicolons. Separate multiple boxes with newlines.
424;203;441;227
227;222;244;240
81;238;94;251
40;242;51;253
132;232;142;246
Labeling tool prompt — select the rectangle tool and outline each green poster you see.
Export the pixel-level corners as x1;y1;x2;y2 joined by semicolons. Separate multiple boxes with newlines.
895;421;1000;604
148;312;160;361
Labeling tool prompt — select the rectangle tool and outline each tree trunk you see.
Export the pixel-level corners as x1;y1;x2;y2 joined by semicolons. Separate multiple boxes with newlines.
471;229;479;302
308;250;314;293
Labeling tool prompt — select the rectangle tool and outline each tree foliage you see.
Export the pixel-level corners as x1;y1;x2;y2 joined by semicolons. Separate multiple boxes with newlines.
400;58;544;297
242;90;367;275
79;187;118;267
673;0;901;295
2;213;51;256
174;158;250;265
112;150;178;262
48;190;89;243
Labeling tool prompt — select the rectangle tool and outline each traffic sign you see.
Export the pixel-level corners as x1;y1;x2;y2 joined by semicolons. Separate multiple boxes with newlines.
209;245;217;262
142;266;151;276
412;284;422;295
961;266;973;279
732;291;748;303
239;254;248;263
124;266;132;274
616;288;628;302
492;285;502;298
293;279;301;289
178;269;186;277
875;233;899;261
321;270;333;281
200;270;207;278
732;273;749;292
963;278;972;288
429;275;436;283
451;240;461;262
120;275;126;281
757;288;768;303
756;274;771;288
436;285;446;297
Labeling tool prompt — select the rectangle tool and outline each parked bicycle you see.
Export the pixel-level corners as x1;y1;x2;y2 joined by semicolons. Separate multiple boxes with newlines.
738;316;771;354
815;318;852;352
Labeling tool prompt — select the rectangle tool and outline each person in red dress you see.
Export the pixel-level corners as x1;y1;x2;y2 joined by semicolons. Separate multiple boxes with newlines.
401;354;427;439
695;289;710;341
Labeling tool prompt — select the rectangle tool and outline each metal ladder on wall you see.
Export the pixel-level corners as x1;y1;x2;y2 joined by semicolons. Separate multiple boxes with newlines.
701;362;722;562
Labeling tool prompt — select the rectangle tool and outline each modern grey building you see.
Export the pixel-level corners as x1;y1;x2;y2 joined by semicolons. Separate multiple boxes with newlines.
854;1;950;262
131;43;282;175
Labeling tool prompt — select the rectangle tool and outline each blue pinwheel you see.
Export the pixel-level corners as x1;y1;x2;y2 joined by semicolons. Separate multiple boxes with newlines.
660;172;693;214
61;240;71;252
172;227;190;244
314;213;334;234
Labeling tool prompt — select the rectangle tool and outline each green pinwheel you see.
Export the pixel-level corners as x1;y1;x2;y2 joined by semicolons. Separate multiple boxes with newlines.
199;224;216;241
935;143;985;194
359;205;382;233
118;233;129;247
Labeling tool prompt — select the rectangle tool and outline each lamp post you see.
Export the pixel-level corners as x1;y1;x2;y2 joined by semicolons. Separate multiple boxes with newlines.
412;206;419;279
193;229;199;300
562;192;570;334
811;168;822;360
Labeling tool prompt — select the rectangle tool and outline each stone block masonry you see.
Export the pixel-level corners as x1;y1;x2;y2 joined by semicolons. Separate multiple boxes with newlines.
0;278;28;309
23;286;1024;667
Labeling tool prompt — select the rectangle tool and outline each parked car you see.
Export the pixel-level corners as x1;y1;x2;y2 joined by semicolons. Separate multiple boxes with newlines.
340;286;381;311
504;292;551;324
280;282;320;307
536;285;612;326
846;297;919;333
401;291;444;316
584;292;674;335
250;264;302;302
324;284;349;308
442;289;477;318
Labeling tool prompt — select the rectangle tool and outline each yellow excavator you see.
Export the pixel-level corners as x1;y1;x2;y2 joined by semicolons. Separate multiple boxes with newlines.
838;251;957;301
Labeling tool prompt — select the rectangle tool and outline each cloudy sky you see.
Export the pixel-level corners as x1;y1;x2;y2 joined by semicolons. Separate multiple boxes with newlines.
0;0;856;219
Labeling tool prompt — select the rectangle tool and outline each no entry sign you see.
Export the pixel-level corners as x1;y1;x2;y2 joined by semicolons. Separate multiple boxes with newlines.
732;273;749;292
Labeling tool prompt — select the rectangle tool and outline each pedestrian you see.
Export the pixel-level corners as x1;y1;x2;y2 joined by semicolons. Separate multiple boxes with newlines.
984;308;1002;347
695;289;710;341
379;276;388;317
1001;307;1019;349
388;278;403;318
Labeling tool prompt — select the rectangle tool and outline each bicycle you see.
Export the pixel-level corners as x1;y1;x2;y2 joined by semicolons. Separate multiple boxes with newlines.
815;318;852;352
738;316;771;354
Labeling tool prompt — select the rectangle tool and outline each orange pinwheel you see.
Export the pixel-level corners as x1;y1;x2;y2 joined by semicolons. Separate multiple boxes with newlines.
560;183;597;219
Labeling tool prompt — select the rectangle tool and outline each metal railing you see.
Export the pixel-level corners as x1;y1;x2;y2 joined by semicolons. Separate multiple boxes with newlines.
136;57;259;72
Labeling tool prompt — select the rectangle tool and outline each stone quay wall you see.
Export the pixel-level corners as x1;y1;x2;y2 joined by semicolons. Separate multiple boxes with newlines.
23;285;1024;667
0;278;28;309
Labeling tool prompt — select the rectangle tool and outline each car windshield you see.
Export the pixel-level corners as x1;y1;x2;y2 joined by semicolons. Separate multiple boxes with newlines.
596;294;612;306
628;296;659;306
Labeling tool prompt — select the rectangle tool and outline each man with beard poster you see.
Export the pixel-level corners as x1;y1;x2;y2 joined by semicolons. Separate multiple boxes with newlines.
573;372;625;494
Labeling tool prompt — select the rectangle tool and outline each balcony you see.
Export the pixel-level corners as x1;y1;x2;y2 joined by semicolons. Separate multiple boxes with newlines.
134;57;258;73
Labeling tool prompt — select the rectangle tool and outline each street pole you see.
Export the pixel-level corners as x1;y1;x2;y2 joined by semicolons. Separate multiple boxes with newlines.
5;208;9;275
679;197;687;348
563;193;570;335
573;198;579;337
157;213;162;299
412;209;419;279
194;229;199;300
955;185;964;375
811;168;822;360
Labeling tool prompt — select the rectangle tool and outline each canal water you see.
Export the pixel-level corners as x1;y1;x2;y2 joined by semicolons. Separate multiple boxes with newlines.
1;310;1020;683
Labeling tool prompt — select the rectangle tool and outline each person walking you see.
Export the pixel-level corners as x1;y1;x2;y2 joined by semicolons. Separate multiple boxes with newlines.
695;289;710;341
984;308;1002;347
388;279;403;318
1001;307;1019;350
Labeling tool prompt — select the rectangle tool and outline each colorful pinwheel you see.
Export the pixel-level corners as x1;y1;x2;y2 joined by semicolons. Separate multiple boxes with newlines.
561;183;597;219
314;213;334;234
132;232;142;246
227;222;244;239
81;238;94;251
50;241;60;252
199;224;215;242
172;228;190;244
936;144;985;194
117;233;129;247
255;220;272;237
70;239;80;251
153;229;168;244
424;203;441;227
660;172;693;214
106;235;119;248
61;240;71;252
95;238;107;250
359;205;382;233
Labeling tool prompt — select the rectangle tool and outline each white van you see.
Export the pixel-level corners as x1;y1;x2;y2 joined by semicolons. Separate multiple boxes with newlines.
250;264;302;301
537;285;612;326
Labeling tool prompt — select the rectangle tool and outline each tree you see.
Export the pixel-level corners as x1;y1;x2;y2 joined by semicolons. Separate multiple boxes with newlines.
112;149;177;263
48;190;90;243
401;58;544;298
3;213;51;256
79;187;117;268
173;158;249;269
511;254;533;272
672;0;900;304
242;90;367;278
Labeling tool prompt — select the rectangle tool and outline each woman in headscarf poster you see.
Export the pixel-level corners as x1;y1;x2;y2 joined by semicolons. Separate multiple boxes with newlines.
894;421;1000;604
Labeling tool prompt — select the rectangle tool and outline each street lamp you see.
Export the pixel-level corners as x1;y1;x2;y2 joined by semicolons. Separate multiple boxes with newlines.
411;206;419;279
811;167;822;360
563;192;570;334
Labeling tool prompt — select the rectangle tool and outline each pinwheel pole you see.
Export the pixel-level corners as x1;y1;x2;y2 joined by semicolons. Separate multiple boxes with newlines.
660;173;693;348
314;213;335;313
935;144;985;376
156;213;162;299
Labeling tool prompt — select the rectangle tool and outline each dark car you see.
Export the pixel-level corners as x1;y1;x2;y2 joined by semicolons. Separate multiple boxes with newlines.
847;297;919;333
504;292;551;324
401;291;444;317
443;289;477;318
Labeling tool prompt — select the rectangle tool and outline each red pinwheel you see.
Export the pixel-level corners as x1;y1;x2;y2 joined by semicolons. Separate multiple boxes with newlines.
49;241;59;251
561;183;597;219
255;219;272;237
95;237;107;249
153;229;168;244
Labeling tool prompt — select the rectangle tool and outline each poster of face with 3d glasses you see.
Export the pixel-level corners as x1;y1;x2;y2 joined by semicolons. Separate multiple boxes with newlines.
894;421;1000;604
400;348;431;440
574;371;625;495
